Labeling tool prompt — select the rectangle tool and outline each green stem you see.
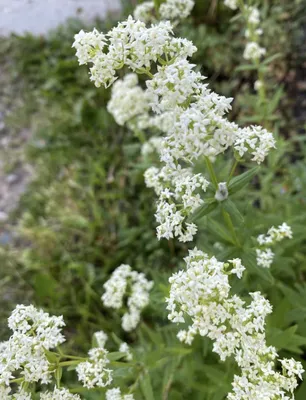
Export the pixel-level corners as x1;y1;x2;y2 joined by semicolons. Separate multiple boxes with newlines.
205;157;218;189
222;208;240;247
237;0;245;12
227;159;239;184
162;356;182;400
70;386;100;393
58;360;85;367
60;354;87;360
145;70;154;79
10;378;24;384
128;364;145;394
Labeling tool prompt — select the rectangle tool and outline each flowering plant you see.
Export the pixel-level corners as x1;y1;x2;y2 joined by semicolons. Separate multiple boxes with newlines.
1;1;305;399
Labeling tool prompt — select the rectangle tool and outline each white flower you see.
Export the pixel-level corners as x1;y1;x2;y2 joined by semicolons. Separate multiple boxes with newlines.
215;182;228;202
159;0;195;22
256;223;292;268
76;348;112;389
89;54;117;88
75;17;275;244
40;387;81;400
257;223;293;245
134;0;194;24
13;391;32;400
149;166;209;241
229;259;245;279
280;358;305;380
224;0;238;10
72;28;107;65
256;248;274;268
94;331;108;348
102;265;153;331
0;386;11;400
141;136;163;156
75;18;273;168
133;1;155;23
102;264;131;310
243;42;266;60
254;80;263;91
246;6;260;26
146;59;203;114
119;342;133;361
106;388;135;400
234;125;276;164
0;305;65;387
167;248;303;399
106;388;122;400
107;74;150;126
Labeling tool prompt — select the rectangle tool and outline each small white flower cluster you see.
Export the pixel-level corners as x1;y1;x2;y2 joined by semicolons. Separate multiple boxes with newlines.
72;28;107;66
94;330;108;347
119;342;133;361
77;17;275;242
133;0;194;24
101;264;153;331
243;41;266;61
224;0;238;10
0;387;32;400
40;388;81;400
107;74;150;126
234;125;275;163
106;388;135;400
141;136;164;156
159;0;195;22
73;17;181;88
0;305;65;388
223;3;266;62
76;347;112;389
145;165;209;241
167;248;304;399
243;6;266;61
256;222;293;268
133;1;155;24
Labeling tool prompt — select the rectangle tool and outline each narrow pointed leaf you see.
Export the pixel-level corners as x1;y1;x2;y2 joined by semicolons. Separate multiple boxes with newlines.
189;199;218;222
228;167;260;195
222;199;244;224
242;252;274;284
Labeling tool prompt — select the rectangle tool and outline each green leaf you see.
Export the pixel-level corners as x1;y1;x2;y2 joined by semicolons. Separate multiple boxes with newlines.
44;349;59;364
188;199;218;222
202;365;228;384
262;53;282;65
267;326;306;354
140;372;155;400
108;352;128;361
34;273;58;299
207;217;236;245
55;366;62;387
153;0;164;9
296;378;306;400
205;157;219;189
222;199;244;225
242;252;274;284
141;323;162;346
165;347;192;355
268;87;283;114
235;64;259;72
228;167;260;195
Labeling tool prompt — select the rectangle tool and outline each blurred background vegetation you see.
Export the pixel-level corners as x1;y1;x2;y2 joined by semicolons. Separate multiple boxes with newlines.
0;1;306;398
